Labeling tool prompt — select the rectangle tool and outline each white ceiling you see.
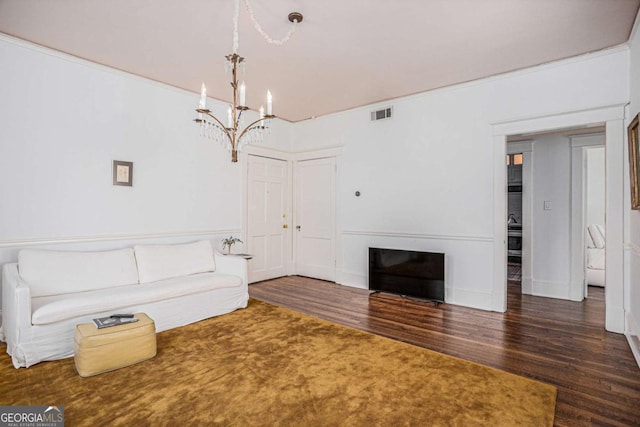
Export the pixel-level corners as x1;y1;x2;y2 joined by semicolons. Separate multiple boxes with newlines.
1;0;638;122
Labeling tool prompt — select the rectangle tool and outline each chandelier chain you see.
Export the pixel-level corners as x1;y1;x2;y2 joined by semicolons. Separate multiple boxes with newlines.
232;0;241;53
242;0;298;46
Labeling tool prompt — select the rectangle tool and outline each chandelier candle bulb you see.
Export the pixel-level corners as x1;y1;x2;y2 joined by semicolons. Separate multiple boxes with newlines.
193;2;302;162
199;83;207;109
239;81;246;106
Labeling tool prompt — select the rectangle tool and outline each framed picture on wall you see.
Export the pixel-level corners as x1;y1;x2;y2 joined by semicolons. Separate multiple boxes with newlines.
629;113;640;210
113;160;133;187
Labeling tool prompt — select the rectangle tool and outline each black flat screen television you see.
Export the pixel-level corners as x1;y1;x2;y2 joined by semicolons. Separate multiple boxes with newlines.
369;247;445;303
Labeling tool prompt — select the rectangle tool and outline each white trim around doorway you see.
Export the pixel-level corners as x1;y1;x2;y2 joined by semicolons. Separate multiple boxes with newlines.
506;141;533;296
569;133;605;301
240;146;344;281
491;104;627;333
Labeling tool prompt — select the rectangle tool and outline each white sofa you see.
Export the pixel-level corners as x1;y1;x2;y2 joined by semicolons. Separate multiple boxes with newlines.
586;224;605;287
1;240;248;368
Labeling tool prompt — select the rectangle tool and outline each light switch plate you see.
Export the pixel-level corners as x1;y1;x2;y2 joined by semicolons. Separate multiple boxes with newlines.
544;200;552;210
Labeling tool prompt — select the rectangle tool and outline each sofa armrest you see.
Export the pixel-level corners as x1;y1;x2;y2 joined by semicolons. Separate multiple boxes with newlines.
2;263;32;350
214;252;248;289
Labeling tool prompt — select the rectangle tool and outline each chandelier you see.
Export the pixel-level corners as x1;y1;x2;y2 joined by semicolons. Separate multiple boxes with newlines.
195;0;303;162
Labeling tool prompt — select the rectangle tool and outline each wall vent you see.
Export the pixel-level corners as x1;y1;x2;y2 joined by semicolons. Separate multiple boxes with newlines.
370;106;393;121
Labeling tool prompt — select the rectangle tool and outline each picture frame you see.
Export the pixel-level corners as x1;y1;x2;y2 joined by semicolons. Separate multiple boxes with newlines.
113;160;133;187
629;113;640;210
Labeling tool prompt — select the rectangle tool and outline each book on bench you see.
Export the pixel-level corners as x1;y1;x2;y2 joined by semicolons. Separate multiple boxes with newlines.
92;315;138;329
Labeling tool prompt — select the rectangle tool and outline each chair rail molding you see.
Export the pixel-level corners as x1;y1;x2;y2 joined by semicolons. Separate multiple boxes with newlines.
0;228;241;249
341;229;493;242
626;242;640;257
293;147;344;161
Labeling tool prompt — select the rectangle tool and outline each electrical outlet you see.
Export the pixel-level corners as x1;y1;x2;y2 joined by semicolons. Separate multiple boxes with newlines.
544;200;552;210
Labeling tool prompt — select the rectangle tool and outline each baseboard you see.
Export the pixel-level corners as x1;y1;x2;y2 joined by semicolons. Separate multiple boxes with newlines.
605;304;625;333
529;279;570;300
336;270;367;289
337;270;494;311
568;280;585;301
514;277;573;301
521;276;533;294
626;313;640;369
446;287;494;311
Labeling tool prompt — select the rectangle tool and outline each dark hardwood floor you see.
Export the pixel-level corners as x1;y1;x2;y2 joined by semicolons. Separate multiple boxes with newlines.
249;276;640;426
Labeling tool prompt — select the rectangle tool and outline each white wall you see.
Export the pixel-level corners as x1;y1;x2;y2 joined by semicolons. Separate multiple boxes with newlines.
0;35;292;318
0;40;217;240
626;12;640;365
586;146;606;228
521;133;605;300
0;34;291;243
294;47;629;310
0;30;635;322
531;135;572;294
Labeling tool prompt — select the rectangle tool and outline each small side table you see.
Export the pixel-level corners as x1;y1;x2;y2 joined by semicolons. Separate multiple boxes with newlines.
223;253;253;260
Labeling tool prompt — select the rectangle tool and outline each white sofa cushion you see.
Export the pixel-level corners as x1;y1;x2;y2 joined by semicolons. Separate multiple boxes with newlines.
587;224;605;249
586;228;595;249
18;248;139;298
31;271;242;325
134;240;215;284
587;248;605;270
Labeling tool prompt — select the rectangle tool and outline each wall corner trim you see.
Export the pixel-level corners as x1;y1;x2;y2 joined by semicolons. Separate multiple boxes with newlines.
625;313;640;369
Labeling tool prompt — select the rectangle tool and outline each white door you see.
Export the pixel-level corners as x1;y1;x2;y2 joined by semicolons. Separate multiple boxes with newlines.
295;157;336;281
247;155;289;283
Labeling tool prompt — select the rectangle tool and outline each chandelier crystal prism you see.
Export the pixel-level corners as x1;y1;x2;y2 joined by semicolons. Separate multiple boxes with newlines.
194;0;303;162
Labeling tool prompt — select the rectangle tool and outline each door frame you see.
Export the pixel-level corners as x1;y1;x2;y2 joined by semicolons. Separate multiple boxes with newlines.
569;133;605;301
491;104;627;333
506;141;533;295
242;146;343;280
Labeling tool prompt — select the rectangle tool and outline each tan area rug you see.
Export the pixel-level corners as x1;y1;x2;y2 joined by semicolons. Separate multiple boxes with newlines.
0;299;556;426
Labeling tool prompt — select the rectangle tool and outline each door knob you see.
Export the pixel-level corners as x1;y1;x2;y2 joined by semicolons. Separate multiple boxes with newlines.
296;225;301;231
282;224;288;229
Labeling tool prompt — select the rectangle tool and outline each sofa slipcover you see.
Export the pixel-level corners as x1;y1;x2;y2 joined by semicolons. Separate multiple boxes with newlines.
2;241;248;368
